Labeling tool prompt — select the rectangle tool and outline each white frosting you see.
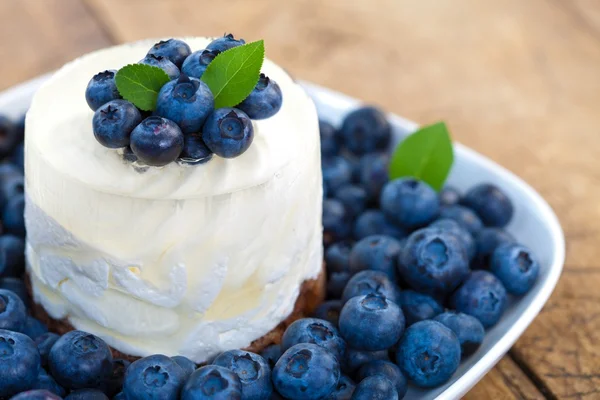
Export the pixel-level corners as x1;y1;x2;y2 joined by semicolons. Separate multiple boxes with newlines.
25;38;323;362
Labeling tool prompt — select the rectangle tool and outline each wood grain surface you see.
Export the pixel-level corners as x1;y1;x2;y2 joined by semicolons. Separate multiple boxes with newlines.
3;0;600;398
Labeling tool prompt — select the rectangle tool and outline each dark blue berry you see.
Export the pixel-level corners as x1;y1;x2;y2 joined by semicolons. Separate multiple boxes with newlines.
147;39;192;68
202;108;254;158
434;311;485;357
353;210;406;241
339;107;391;156
357;360;407;398
11;143;24;171
334;185;367;218
312;300;343;327
341;270;401;305
65;389;108;400
155;75;214;134
31;368;66;397
0;116;20;159
281;318;346;361
358;153;389;201
319;120;339;157
349;235;402;281
181;365;242;400
463;183;514;228
9;390;61;400
260;344;281;370
206;33;245;52
102;359;130;398
181;49;220;79
322;156;353;195
0;172;24;213
34;333;59;368
396;320;461;388
430;218;476;261
450;270;507;328
490;243;540;295
381;178;440;229
323;199;352;245
398;290;444;326
123;354;186;400
343;349;389;376
138;54;180;80
213;350;272;399
23;317;48;340
440;186;461;206
130;117;184;167
352;375;398;400
92;100;141;149
325;241;353;274
326;374;355;399
0;235;25;278
237;74;283;119
0;329;41;398
474;227;515;269
439;205;484;235
178;132;213;165
172;356;195;380
0;289;26;331
3;194;25;238
85;70;121;111
327;272;352;300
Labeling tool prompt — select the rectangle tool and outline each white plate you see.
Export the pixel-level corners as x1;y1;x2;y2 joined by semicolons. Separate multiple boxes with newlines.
0;76;565;400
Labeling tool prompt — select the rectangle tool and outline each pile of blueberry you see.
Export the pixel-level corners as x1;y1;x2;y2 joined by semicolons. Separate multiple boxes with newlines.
86;35;283;167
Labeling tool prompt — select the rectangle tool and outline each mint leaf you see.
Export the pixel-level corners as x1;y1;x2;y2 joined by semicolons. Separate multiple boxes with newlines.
115;64;170;111
201;40;265;108
388;122;454;191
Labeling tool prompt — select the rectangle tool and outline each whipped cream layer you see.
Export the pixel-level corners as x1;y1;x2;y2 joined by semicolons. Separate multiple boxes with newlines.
25;38;323;362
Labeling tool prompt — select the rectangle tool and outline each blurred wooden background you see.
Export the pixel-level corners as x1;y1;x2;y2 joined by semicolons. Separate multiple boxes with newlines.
2;0;600;398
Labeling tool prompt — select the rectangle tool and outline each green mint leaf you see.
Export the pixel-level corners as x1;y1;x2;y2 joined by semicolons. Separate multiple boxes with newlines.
115;64;171;111
388;122;454;191
201;40;265;108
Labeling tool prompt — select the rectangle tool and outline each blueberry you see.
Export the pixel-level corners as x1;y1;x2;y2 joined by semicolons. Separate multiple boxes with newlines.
206;33;246;52
31;368;66;397
124;354;186;400
334;185;367;218
3;194;25;238
434;311;485;357
172;356;195;380
155;75;214;134
202;108;254;158
181;49;220;79
430;218;476;261
0;116;21;158
343;349;389;375
181;365;242;400
85;70;121;111
113;392;125;400
439;205;484;235
381;178;440;229
237;74;283;119
398;228;469;293
396;320;461;388
9;390;61;400
450;270;507;328
342;154;361;184
0;289;26;331
0;173;25;213
339;294;405;351
138;54;180;80
319;120;339;157
322;156;353;194
352;375;398;400
474;228;515;269
272;343;340;400
357;360;407;398
358;153;389;201
102;359;130;398
34;333;59;368
312;300;343;327
23;317;48;340
92;100;141;149
11;143;24;171
130;117;184;167
349;235;402;281
463;183;514;227
341;270;401;305
323;199;352;245
260;344;281;370
339;107;391;156
325;241;353;274
178;132;213;165
0;329;41;398
326;374;355;399
0;235;25;278
327;272;352;300
440;186;461;206
65;389;108;400
398;290;444;326
353;210;406;241
213;350;272;399
147;39;192;68
281;318;346;361
490;243;540;295
49;330;113;390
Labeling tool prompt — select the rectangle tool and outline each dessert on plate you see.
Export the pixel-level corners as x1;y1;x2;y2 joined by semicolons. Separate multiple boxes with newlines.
24;36;324;363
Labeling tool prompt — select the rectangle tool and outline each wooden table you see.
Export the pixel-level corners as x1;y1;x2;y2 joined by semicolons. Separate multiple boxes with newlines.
2;0;598;398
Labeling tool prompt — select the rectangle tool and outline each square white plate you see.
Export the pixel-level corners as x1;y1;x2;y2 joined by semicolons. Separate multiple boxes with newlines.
0;76;565;400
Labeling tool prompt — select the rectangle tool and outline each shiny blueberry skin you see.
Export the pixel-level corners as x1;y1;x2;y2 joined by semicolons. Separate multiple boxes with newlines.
339;107;391;156
0;116;20;159
0;171;24;214
352;375;398;400
326;374;355;400
434;311;485;357
92;100;142;149
23;317;48;340
349;235;403;281
353;210;406;241
343;348;389;375
323;199;352;245
325;241;353;274
273;343;340;400
206;33;246;52
11;142;24;171
334;185;367;218
312;300;343;327
171;356;195;381
341;270;401;305
181;49;220;79
339;294;405;351
213;350;272;400
130;117;184;167
474;227;516;269
358;153;389;201
0;289;26;331
0;278;27;306
49;330;113;390
396;320;461;388
450;270;507;328
31;368;66;397
381;178;440;229
357;360;407;398
281;318;346;361
9;390;61;400
181;365;242;400
463;183;514;228
430;218;476;261
260;344;282;370
439;205;484;235
123;354;186;400
138;54;180;80
399;228;470;293
319;120;339;157
0;235;25;277
322;156;353;195
0;329;41;398
179;132;213;165
147;39;191;68
490;243;540;295
34;333;59;368
440;186;461;206
102;359;130;398
155;75;214;133
65;389;109;400
327;271;353;300
202;108;254;158
85;70;121;111
398;290;444;326
3;194;25;237
237;74;283;119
